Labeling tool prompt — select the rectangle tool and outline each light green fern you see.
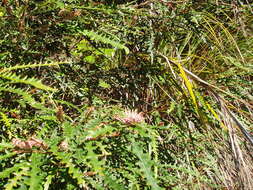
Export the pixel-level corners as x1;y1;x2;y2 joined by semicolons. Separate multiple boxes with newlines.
28;153;44;190
0;163;29;179
4;166;30;190
49;145;87;188
79;29;129;54
131;141;163;190
0;72;56;92
0;62;68;73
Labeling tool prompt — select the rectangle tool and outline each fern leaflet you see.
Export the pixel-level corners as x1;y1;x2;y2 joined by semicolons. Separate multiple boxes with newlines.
0;72;56;92
0;62;68;73
131;142;163;190
79;29;129;54
28;153;44;190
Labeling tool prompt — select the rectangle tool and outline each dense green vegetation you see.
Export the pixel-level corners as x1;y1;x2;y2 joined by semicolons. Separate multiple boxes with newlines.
0;0;252;189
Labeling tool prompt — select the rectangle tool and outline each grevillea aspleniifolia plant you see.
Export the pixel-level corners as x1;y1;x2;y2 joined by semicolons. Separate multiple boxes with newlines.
0;1;252;189
1;105;249;189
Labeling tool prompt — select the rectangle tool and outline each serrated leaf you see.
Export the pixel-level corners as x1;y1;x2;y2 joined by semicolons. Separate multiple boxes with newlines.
0;163;29;179
132;142;162;190
4;167;29;190
0;72;56;92
0;86;46;110
29;153;44;190
79;29;129;54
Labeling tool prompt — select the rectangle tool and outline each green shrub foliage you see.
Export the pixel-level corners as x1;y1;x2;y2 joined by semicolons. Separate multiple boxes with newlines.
0;0;252;189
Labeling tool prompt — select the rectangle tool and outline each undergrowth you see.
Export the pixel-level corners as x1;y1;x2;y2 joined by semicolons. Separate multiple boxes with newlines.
0;0;252;189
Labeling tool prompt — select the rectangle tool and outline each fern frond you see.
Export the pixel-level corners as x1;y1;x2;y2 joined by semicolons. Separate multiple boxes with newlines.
0;163;29;179
0;72;56;92
85;141;105;173
131;142;162;190
50;146;87;188
4;166;30;190
103;172;127;190
28;153;44;190
0;61;69;73
85;124;115;141
79;29;129;54
0;86;46;110
61;121;107;173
